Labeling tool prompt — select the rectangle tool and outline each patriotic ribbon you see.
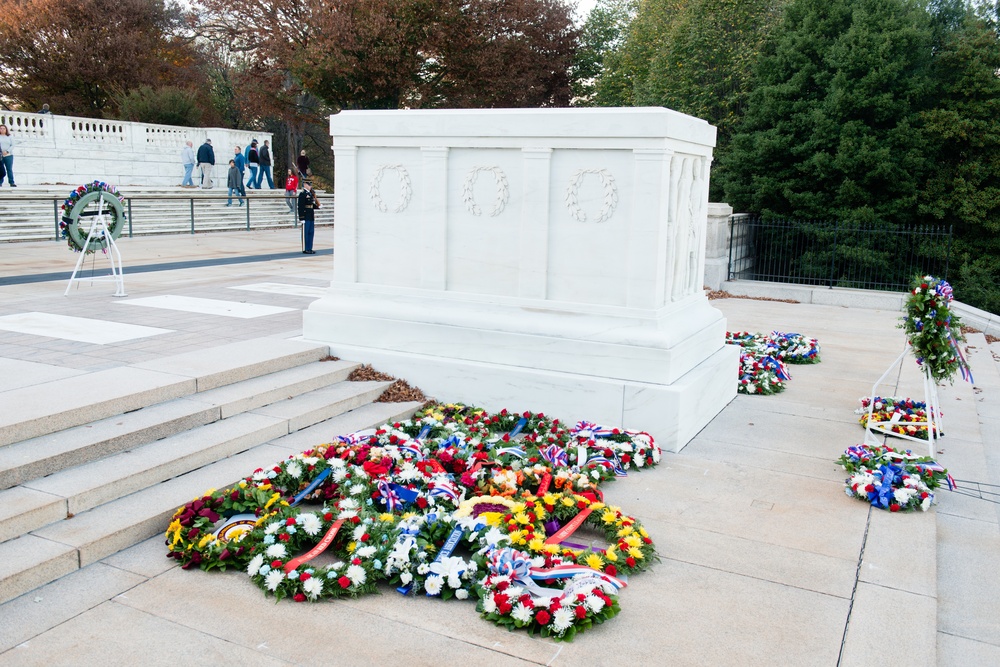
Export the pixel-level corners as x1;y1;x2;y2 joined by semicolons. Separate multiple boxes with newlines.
540;445;568;468
425;525;466;596
336;429;376;446
570;421;616;439
949;333;974;384
416;424;433;440
495;446;526;459
290;467;332;506
377;481;419;511
437;434;466;450
508;417;528;438
395;441;424;460
759;355;791;381
283;519;343;572
586;454;628;477
394;520;425;595
427;478;460;503
487;548;625;600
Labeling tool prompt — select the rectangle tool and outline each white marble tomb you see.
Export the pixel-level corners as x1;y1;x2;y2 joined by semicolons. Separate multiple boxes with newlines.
303;107;738;451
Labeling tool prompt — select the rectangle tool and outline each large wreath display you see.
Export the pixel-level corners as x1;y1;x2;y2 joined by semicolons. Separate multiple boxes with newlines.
59;181;127;254
166;403;662;640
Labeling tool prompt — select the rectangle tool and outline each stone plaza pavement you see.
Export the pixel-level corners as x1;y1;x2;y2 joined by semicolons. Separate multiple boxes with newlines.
0;229;998;666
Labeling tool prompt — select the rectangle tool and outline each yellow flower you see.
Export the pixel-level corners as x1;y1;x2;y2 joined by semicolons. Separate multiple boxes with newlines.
624;534;642;548
605;547;618;562
617;526;634;538
585;553;605;570
601;509;618;525
533;505;548;521
542;493;559;506
425;543;437;554
590;502;605;511
347;541;356;553
514;512;530;525
197;533;214;549
627;546;645;559
238;481;247;489
509;530;528;545
401;511;419;521
264;492;280;510
528;537;547;553
478;512;503;527
561;497;575;507
639;527;649;538
379;513;395;523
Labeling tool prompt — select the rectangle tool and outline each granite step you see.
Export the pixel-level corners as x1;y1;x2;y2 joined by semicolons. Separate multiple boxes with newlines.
0;400;420;603
0;359;359;491
0;338;330;447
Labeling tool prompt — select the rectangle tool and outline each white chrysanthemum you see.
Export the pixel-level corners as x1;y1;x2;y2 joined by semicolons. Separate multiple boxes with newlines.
482;595;497;614
506;586;523;598
332;468;348;483
265;543;287;559
552;607;575;632
286;461;303;479
349;483;365;496
264;521;281;535
482;527;507;547
298;513;322;536
347;564;366;586
417;563;430;575
454;589;469;600
356;545;376;559
339;498;359;510
424;575;444;596
894;487;916;504
352;525;367;540
400;571;413;585
303;576;323;598
265;569;285;591
585;594;605;613
246;554;264;577
921;495;933;511
511;603;533;623
635;456;645;468
300;456;319;467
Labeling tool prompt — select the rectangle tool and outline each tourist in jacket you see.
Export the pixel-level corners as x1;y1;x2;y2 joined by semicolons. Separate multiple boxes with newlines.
196;139;215;189
246;140;260;189
296;150;310;178
226;160;244;206
233;146;247;196
284;169;299;214
0;125;15;187
180;141;196;187
256;139;274;189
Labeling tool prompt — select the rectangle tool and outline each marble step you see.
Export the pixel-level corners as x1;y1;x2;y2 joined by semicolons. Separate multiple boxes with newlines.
0;400;420;604
0;338;331;449
0;379;389;541
0;359;359;491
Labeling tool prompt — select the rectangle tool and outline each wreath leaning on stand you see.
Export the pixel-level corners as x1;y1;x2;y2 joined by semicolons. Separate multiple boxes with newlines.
59;181;127;254
899;276;972;383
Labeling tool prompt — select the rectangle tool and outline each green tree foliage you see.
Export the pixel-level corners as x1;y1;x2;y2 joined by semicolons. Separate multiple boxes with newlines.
721;0;936;227
571;0;638;104
0;0;210;118
117;86;204;126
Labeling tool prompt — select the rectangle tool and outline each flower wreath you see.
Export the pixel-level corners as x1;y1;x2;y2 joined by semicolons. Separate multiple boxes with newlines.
569;420;662;472
838;444;952;512
59;181;127;254
899;276;972;383
478;547;622;641
855;396;940;440
384;511;505;600
737;351;789;395
766;331;821;363
165;481;285;571
247;502;396;602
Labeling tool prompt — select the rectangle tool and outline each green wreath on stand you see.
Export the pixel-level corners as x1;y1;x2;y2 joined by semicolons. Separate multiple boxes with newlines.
59;181;127;254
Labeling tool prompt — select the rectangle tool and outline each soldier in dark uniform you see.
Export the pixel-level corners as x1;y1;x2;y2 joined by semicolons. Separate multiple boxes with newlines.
297;180;320;254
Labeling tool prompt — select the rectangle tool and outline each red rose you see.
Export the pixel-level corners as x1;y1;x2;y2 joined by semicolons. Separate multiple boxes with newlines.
338;576;352;589
352;558;361;566
361;533;371;542
575;605;587;619
535;610;551;625
293;593;307;602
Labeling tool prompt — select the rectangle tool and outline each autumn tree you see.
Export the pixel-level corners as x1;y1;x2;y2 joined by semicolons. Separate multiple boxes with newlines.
0;0;208;117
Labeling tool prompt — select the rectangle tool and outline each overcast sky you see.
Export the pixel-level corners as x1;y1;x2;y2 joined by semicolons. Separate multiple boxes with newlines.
575;0;598;21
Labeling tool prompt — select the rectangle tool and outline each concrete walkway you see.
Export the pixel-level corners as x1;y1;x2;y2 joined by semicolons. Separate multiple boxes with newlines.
0;230;997;666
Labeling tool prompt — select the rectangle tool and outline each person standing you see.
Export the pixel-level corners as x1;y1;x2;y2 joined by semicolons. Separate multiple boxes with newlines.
246;140;260;189
297;180;320;254
256;139;274;189
226;159;244;206
180;140;196;187
284;168;299;214
0;125;15;187
233;146;247;197
196;138;215;189
296;149;310;179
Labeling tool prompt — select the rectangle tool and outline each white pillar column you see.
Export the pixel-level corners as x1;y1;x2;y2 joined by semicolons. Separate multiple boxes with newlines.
333;145;359;283
627;148;672;309
420;147;449;290
518;147;552;299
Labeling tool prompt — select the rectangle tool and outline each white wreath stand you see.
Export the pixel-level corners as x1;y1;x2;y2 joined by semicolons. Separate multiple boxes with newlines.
863;346;942;458
64;198;127;297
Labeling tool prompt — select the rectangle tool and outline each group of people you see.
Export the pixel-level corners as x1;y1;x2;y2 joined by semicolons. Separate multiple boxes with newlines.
180;138;320;253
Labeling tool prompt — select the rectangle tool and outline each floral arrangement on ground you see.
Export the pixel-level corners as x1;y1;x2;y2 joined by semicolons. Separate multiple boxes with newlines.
726;330;820;395
837;444;953;512
165;404;662;640
899;276;973;384
58;181;127;254
855;396;941;440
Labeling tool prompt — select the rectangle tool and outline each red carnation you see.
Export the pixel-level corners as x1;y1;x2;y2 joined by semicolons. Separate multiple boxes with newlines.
286;517;296;526
352;558;361;566
338;576;351;589
575;605;587;619
293;593;307;602
278;533;290;542
416;497;428;509
323;513;333;521
605;565;617;577
271;560;283;568
890;504;901;512
300;572;312;581
498;601;513;615
626;557;637;568
350;516;361;524
535;610;551;625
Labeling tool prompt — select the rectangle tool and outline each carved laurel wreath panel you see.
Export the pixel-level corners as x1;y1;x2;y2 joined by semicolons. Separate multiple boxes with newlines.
369;164;413;214
461;166;510;217
565;168;618;223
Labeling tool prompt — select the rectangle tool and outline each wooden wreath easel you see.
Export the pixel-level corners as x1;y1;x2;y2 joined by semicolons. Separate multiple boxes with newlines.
64;195;127;297
863;345;942;458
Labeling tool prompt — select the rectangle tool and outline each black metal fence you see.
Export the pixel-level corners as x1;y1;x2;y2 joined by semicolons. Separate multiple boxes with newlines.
728;215;952;291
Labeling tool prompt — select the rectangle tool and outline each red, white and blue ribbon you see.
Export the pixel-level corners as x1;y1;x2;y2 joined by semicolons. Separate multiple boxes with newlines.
487;548;625;599
586;454;628;477
377;481;419;511
570;421;616;440
540;445;569;468
336;430;376;446
427;478;460;503
495;446;526;459
290;467;332;506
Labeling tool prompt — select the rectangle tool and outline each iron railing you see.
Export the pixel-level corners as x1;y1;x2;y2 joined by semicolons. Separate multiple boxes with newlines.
728;215;952;291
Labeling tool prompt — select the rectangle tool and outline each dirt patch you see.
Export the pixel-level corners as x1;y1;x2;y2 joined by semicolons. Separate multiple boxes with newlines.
706;289;800;304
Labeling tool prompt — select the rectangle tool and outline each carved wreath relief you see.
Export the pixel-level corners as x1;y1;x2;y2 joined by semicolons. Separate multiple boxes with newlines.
462;166;509;217
369;164;413;213
565;168;618;224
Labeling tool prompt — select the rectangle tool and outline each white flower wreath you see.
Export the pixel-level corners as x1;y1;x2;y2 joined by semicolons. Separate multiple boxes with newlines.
462;166;509;217
369;164;413;214
564;168;618;224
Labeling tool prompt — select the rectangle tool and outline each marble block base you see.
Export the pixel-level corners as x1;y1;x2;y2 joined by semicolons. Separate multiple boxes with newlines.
306;337;738;452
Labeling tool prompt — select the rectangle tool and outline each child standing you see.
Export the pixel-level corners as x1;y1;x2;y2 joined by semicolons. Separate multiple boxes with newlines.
226;160;243;206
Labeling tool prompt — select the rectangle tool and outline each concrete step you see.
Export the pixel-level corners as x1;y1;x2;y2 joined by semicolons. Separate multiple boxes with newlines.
0;399;420;603
0;338;330;447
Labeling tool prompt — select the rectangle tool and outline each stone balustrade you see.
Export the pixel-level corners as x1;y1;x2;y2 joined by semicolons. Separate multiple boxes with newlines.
0;111;272;187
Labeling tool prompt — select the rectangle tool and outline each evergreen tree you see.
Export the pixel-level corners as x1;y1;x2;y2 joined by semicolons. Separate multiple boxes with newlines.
721;0;936;226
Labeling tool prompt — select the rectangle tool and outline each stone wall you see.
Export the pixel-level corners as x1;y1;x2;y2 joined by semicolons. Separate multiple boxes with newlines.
0;111;271;187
